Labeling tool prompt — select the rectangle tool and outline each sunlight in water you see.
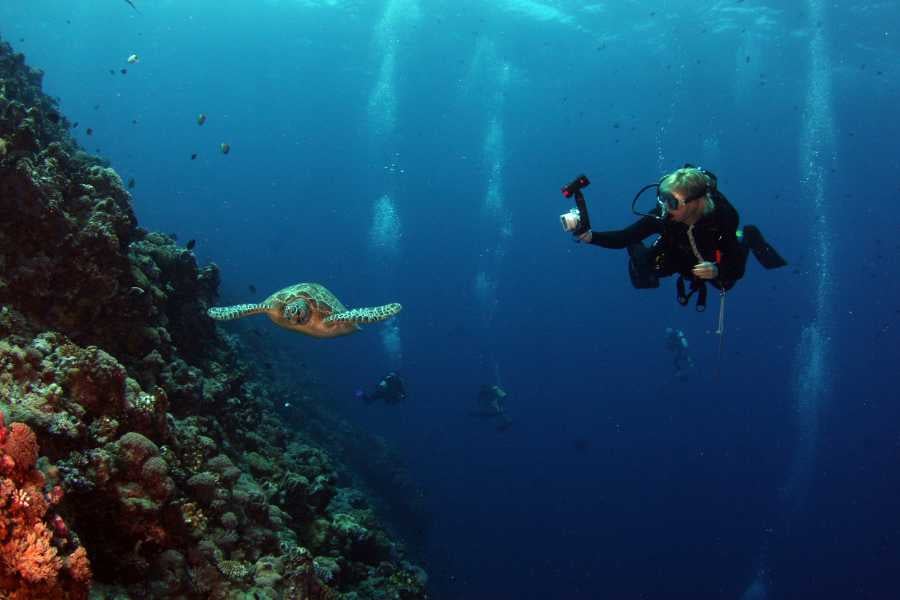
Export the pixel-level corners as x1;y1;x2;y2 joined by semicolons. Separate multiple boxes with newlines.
740;576;769;600
474;55;511;330
369;194;401;260
474;270;499;326
785;0;835;513
483;118;505;217
381;321;403;368
367;0;421;139
497;0;582;31
367;51;397;139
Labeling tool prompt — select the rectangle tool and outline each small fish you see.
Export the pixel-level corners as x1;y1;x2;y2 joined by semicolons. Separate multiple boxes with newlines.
85;128;93;136
248;284;257;294
220;143;230;155
127;177;136;189
186;239;196;250
127;54;139;64
72;122;79;129
190;153;198;160
109;69;115;75
120;68;127;75
197;114;207;126
93;104;100;110
128;286;145;297
132;120;138;125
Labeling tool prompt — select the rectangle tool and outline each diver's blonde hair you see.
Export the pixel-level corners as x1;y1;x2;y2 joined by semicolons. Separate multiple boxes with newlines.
659;167;711;199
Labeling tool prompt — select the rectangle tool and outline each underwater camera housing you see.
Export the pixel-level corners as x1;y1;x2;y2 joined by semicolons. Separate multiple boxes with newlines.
559;174;591;235
561;174;590;199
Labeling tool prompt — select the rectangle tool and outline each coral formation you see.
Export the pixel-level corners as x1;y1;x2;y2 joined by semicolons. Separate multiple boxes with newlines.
0;414;92;598
0;36;427;598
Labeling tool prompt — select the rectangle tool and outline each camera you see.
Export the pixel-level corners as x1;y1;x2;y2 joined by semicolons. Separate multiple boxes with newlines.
559;173;591;235
560;208;581;232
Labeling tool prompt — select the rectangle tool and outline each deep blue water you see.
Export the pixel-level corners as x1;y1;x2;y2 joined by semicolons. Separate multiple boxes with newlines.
3;1;900;598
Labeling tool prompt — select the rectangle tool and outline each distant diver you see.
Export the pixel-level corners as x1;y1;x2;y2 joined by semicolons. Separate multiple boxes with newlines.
356;371;407;405
470;384;513;432
664;327;694;381
123;0;141;14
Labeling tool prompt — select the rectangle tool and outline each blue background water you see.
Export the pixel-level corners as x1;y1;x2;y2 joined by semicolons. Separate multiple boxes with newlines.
3;1;899;598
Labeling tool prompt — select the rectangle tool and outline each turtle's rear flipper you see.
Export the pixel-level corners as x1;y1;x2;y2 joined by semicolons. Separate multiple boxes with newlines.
742;225;787;269
207;303;271;321
325;303;402;325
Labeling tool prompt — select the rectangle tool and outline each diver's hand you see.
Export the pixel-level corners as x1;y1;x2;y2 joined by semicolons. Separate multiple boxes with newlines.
575;229;592;243
692;261;718;279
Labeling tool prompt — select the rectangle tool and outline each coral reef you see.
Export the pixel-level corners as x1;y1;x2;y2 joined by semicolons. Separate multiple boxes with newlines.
0;36;427;599
0;414;92;598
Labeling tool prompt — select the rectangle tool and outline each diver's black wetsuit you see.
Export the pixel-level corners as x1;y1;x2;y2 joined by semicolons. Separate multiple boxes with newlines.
589;191;748;291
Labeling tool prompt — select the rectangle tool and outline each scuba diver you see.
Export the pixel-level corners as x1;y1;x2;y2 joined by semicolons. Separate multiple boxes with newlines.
470;384;513;432
559;166;787;311
665;327;694;381
559;167;786;374
356;371;407;405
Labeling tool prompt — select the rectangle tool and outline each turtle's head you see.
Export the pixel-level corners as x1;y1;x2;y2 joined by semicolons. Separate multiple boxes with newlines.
284;300;310;325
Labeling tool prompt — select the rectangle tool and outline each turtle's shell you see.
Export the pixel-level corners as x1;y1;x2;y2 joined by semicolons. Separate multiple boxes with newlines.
264;283;355;338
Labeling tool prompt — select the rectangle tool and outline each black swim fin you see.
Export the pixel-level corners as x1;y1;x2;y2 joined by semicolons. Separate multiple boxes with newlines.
742;225;787;269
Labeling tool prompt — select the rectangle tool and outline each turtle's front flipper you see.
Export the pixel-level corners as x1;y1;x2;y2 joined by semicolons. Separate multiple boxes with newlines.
324;303;402;325
207;303;272;321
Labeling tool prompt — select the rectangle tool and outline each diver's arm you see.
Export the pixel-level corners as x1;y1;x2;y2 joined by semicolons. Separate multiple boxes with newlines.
586;216;661;249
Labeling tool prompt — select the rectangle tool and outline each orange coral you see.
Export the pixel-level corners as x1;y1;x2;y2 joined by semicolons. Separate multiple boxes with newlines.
64;547;91;584
2;423;39;475
0;418;92;597
1;522;62;583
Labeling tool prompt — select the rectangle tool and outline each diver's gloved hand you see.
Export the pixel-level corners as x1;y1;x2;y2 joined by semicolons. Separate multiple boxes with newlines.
575;229;592;243
692;261;718;280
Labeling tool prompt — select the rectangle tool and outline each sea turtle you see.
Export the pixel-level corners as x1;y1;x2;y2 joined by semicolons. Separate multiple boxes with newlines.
207;283;401;339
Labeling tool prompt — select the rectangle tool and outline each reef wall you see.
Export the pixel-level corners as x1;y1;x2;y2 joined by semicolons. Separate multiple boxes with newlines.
0;37;427;599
